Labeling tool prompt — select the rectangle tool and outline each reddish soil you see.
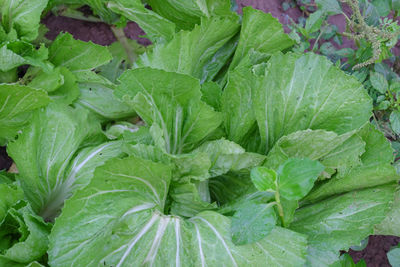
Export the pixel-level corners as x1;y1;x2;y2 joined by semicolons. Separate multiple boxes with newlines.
350;235;400;267
42;14;151;46
30;2;400;266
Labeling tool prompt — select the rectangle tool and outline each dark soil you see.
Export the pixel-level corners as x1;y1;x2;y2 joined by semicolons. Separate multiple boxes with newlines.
36;2;400;266
350;235;400;266
42;14;151;46
0;147;12;171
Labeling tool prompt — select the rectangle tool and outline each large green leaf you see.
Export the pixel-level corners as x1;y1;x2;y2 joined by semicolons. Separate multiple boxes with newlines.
48;33;112;73
7;104;121;220
264;129;361;172
147;0;233;30
49;156;307;266
115;68;222;154
221;66;259;146
0;84;50;144
1;0;49;41
229;7;295;69
305;124;398;202
253;53;372;153
135;16;240;82
291;184;396;266
108;0;176;43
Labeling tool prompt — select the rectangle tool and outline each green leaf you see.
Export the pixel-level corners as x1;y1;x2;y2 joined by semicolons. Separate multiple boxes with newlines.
304;124;398;202
49;156;307;266
1;0;49;41
291;184;396;266
147;0;234;30
115;68;222;154
0;41;50;72
230;7;294;69
193;139;265;178
388;244;400;267
265;129;364;180
331;253;366;267
48;67;80;105
250;166;277;192
135;16;240;81
0;201;51;265
169;182;217;217
370;71;388;94
305;10;326;35
315;0;342;15
27;67;64;92
0;84;50;143
277;158;324;200
221;65;259;147
201;82;222;111
231;201;277;245
375;188;400;235
391;110;400;135
48;33;112;72
7;104;107;219
108;0;176;43
254;53;372;153
76;79;136;120
0;183;24;222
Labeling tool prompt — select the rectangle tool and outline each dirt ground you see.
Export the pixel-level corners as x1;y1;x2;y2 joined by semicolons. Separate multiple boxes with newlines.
0;1;396;266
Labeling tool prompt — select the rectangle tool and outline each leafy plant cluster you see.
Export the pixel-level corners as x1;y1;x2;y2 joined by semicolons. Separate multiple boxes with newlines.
285;0;400;162
0;0;399;266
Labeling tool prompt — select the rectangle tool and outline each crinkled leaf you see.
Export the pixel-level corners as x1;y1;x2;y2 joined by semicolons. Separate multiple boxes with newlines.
291;184;396;266
49;156;307;266
116;68;222;154
193;139;265;178
147;0;233;30
230;7;295;69
135;16;240;81
169;182;217;218
0;183;24;222
305;124;398;202
254;53;372;153
0;201;51;265
265;129;364;180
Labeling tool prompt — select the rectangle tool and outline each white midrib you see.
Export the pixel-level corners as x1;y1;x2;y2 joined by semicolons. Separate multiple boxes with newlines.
116;213;160;267
191;216;238;267
144;216;171;265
